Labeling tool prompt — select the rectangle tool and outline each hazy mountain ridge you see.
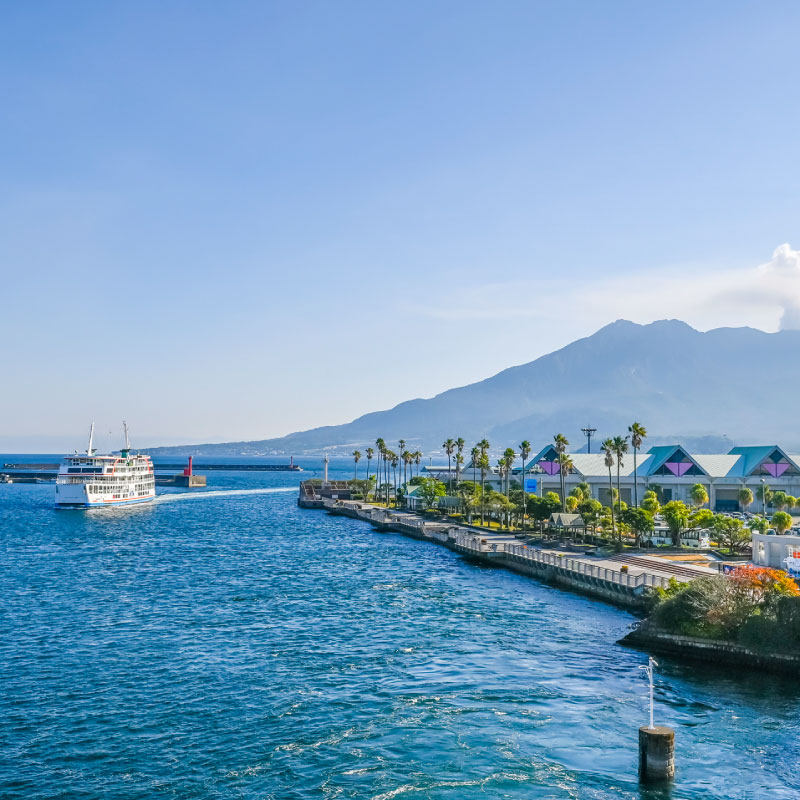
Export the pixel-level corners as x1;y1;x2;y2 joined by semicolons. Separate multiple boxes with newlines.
145;320;797;456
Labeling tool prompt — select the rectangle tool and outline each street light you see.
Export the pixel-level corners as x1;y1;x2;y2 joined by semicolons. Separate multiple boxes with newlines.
581;426;597;454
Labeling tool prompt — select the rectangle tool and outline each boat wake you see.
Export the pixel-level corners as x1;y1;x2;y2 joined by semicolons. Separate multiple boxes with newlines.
155;487;297;503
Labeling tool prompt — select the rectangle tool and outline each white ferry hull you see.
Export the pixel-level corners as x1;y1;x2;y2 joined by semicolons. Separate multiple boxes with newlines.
55;426;156;509
54;482;155;508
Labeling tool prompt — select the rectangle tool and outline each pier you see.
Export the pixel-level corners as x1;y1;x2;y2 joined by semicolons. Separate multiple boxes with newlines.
298;486;687;610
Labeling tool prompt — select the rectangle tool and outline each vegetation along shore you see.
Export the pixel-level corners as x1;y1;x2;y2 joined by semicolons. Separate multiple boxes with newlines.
306;423;800;672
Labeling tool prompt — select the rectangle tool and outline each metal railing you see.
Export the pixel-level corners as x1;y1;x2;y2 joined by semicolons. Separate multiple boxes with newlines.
454;536;671;590
319;501;671;591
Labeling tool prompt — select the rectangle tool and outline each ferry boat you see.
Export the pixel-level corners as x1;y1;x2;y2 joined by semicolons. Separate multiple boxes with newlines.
54;423;155;508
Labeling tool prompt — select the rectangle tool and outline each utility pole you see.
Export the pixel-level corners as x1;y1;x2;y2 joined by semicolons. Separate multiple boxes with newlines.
581;426;597;454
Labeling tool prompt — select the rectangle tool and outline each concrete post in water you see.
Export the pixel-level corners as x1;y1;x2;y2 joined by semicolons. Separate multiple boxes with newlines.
638;656;674;781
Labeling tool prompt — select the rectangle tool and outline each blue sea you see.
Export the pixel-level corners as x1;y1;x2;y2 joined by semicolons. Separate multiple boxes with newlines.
1;457;798;799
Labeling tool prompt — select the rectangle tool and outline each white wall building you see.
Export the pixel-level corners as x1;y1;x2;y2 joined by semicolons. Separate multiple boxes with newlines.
521;443;800;512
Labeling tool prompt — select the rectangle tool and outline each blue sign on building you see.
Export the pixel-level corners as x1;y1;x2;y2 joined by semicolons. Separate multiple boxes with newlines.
524;478;538;493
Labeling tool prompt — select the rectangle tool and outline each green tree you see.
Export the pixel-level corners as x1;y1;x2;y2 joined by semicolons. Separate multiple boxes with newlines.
565;495;579;512
553;433;569;507
414;450;422;477
442;439;455;490
352;450;361;480
690;508;715;531
457;481;480;522
738;486;754;512
557;453;574;511
772;510;793;535
749;515;769;535
503;447;516;497
621;506;655;547
641;490;660;515
759;482;772;514
470;446;480;485
418;477;446;509
375;438;385;501
628;422;647;507
712;515;749;554
518;440;531;529
602;438;616;542
772;491;788;512
579;498;603;540
478;448;490;525
662;500;689;547
402;450;413;487
611;435;629;520
398;440;406;484
365;447;375;483
689;483;709;509
455;438;466;484
454;452;464;490
527;494;558;531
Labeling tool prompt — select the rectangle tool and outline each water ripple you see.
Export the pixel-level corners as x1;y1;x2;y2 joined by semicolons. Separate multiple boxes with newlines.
1;474;799;798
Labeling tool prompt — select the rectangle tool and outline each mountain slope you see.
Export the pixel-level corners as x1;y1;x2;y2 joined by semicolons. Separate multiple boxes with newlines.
146;319;800;455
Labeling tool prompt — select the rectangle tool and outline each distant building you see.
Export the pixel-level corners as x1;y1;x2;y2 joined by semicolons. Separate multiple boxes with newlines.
752;532;800;571
522;444;800;512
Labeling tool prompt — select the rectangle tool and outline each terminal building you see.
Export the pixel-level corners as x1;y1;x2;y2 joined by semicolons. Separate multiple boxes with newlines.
521;444;800;512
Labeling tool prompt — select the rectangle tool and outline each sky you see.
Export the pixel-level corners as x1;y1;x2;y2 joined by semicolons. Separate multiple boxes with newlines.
3;1;800;452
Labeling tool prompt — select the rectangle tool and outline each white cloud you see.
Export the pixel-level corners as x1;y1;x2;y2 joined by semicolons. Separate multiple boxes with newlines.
409;244;800;334
757;243;800;330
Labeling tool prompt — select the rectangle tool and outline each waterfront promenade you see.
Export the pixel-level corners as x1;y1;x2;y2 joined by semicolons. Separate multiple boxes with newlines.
300;495;710;610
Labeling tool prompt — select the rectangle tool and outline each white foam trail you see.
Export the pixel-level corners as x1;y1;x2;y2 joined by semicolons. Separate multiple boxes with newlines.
155;487;296;503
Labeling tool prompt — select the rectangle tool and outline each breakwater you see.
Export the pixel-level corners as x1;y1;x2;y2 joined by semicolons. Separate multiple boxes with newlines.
621;623;800;675
300;495;671;611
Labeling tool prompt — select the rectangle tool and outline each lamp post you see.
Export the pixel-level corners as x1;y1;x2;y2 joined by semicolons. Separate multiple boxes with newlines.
638;656;675;781
581;426;597;454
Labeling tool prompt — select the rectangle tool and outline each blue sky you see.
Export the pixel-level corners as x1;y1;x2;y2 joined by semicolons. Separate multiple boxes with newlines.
3;1;800;451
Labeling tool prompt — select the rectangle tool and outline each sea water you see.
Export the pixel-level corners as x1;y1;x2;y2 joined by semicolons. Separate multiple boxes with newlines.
0;458;798;799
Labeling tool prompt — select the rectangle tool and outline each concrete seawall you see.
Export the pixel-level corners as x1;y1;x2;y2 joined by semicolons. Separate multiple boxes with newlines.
620;624;800;675
302;497;669;611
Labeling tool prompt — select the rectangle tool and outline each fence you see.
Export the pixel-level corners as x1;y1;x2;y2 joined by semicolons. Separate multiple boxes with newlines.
455;536;671;591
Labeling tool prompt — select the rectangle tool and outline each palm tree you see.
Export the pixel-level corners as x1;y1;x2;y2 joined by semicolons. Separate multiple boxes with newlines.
375;438;385;503
628;422;647;507
403;450;413;488
398;439;406;483
518;440;531;529
557;453;574;512
455;452;464;491
611;435;629;520
383;448;394;505
470;446;479;485
442;439;455;491
553;433;569;506
365;447;374;483
456;436;467;485
602;438;616;542
352;450;361;480
738;486;754;512
478;451;490;526
690;483;709;509
414;450;422;477
503;446;516;499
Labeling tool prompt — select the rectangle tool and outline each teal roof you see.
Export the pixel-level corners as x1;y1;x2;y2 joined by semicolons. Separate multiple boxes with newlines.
644;445;708;477
726;445;800;476
524;444;560;471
